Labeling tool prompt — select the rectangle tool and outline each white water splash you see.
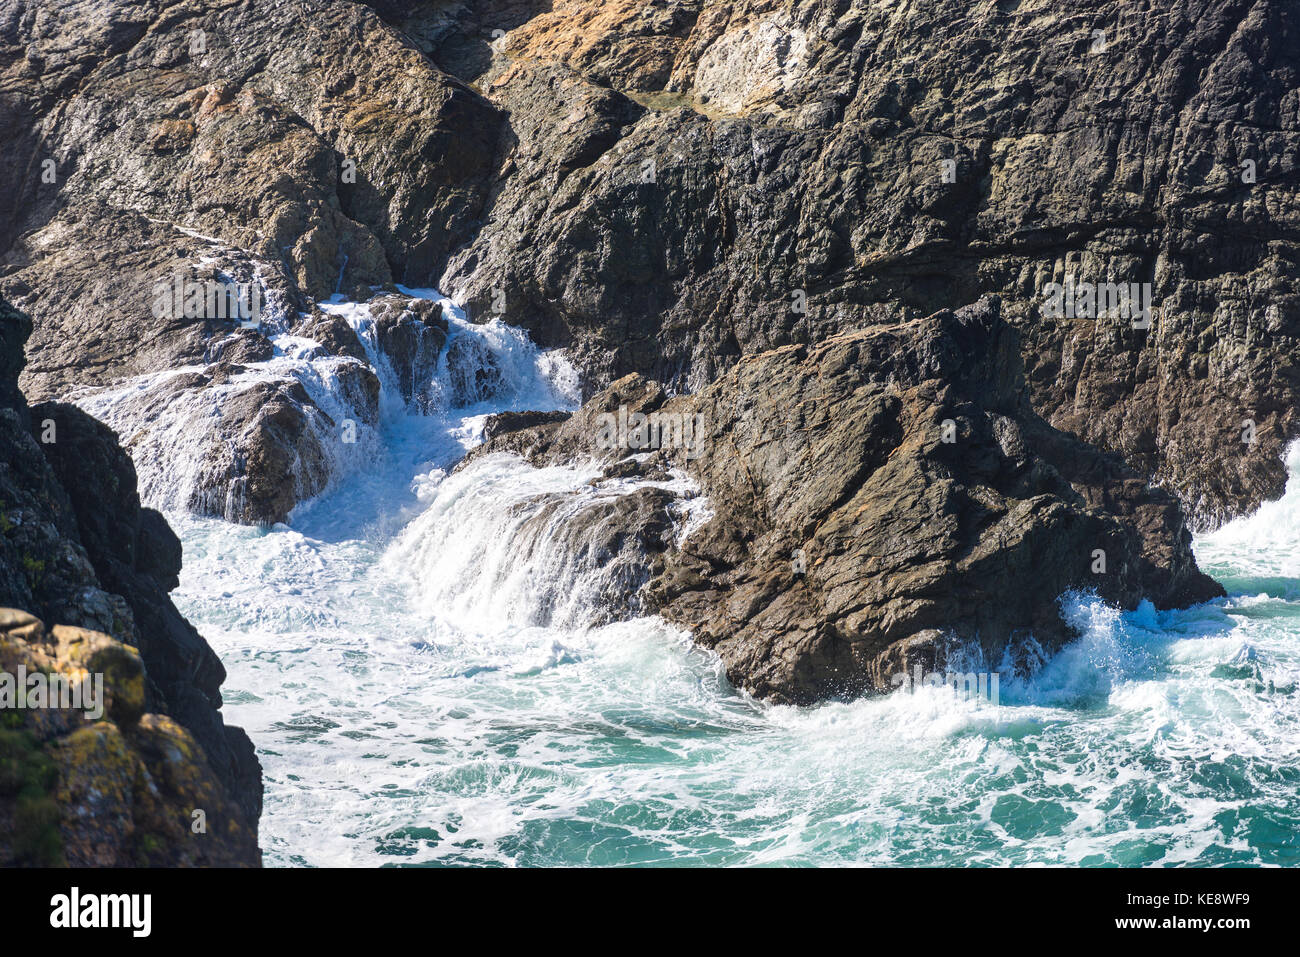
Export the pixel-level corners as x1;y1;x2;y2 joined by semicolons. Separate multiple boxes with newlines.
150;332;1300;867
384;453;701;631
68;287;580;524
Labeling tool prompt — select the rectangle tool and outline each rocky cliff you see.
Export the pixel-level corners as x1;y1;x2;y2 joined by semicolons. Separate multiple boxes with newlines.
4;0;1295;528
0;1;1284;709
0;295;260;865
428;0;1299;531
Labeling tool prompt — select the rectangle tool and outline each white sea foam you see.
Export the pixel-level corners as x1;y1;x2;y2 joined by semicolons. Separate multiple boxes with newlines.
148;316;1300;866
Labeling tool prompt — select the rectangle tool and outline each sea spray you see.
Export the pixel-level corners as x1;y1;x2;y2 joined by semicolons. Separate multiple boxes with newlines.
71;288;581;524
164;322;1300;866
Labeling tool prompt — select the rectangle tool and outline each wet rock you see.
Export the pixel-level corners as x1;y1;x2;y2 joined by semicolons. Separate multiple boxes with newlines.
61;364;377;527
467;374;666;468
293;309;370;364
206;330;274;365
483;409;572;442
366;295;449;412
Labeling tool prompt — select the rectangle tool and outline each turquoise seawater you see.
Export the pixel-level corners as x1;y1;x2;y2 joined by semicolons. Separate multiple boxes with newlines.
166;294;1300;867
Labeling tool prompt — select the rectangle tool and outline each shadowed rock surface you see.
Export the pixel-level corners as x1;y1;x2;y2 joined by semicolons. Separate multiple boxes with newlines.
4;0;1296;529
427;0;1300;529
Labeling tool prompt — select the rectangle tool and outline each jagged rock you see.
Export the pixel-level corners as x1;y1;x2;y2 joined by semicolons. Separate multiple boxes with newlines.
293;309;370;364
0;295;261;857
482;409;572;442
206;329;275;366
477;300;1224;704
4;0;1297;528
365;294;449;412
0;0;499;293
1;0;499;408
0;609;258;866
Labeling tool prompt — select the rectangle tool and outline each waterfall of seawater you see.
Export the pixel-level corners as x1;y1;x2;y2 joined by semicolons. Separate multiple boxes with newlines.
87;289;1300;866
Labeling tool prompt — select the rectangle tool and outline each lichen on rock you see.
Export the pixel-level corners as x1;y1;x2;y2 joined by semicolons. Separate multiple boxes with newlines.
1;608;258;867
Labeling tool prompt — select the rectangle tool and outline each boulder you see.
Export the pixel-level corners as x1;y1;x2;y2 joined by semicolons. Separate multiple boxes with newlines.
0;609;259;866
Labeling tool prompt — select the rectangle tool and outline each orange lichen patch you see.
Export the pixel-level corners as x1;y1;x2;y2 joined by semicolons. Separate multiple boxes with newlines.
51;723;138;867
147;118;197;153
501;0;696;93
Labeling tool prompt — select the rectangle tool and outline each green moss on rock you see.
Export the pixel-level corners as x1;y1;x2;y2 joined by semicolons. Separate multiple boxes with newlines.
0;729;65;866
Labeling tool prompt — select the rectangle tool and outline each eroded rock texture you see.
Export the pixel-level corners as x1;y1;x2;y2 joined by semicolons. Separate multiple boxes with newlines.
423;0;1299;529
0;0;503;522
4;0;1295;527
0;1;1286;707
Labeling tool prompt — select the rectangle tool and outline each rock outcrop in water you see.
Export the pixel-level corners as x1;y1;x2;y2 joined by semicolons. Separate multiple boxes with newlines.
0;1;1281;706
477;300;1224;703
75;355;381;527
0;295;261;864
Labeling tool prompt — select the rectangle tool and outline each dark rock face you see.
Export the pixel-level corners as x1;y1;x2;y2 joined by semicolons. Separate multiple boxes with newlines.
0;296;260;862
0;0;1279;708
422;0;1300;529
7;0;1293;530
365;294;449;412
475;300;1223;704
